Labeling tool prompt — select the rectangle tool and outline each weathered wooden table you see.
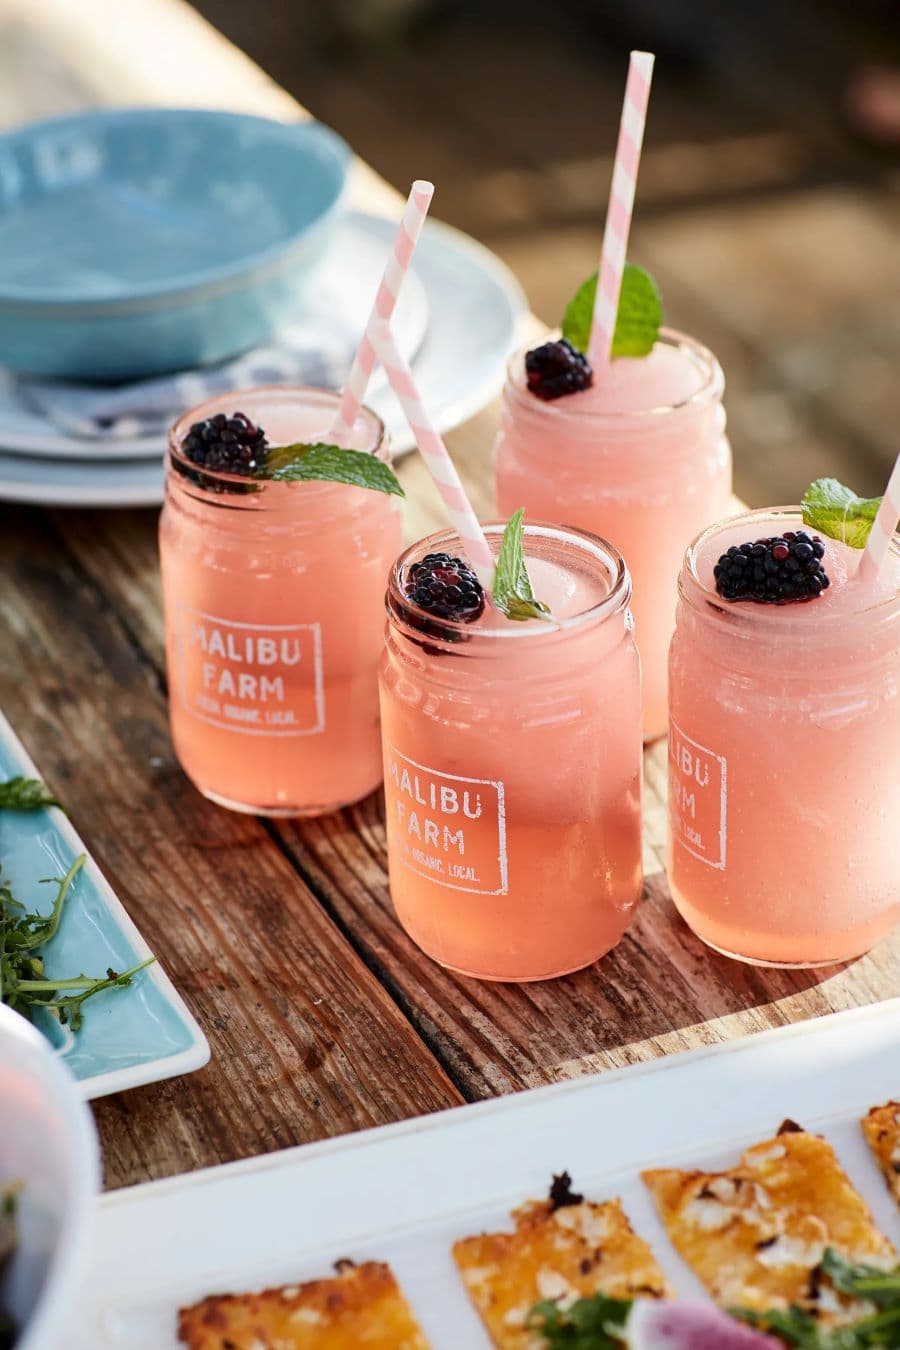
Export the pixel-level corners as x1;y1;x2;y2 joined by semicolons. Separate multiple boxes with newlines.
0;0;897;1192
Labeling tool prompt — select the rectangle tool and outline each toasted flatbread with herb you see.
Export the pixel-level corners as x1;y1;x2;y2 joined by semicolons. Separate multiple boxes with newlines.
177;1260;429;1349
452;1175;671;1348
862;1101;900;1206
643;1126;895;1324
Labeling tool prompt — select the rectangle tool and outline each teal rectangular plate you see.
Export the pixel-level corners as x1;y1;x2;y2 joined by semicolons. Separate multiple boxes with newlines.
0;711;209;1098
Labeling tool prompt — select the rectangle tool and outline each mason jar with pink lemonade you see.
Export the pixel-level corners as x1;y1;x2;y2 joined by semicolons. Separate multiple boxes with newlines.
379;520;642;982
160;386;403;816
668;504;900;967
495;325;731;742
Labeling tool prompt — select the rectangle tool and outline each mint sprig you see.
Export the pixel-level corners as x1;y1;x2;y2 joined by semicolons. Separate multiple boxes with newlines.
492;509;551;622
260;442;404;497
562;263;663;359
801;478;882;549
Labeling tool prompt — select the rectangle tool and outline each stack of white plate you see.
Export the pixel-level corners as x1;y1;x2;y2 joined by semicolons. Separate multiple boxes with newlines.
0;214;527;508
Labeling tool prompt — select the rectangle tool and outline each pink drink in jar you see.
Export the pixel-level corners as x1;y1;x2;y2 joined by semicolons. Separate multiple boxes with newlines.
160;387;402;816
495;330;731;740
669;507;900;965
380;521;642;981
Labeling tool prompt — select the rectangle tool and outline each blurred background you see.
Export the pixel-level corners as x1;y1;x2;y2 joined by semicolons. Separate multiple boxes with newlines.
0;0;896;507
189;0;900;507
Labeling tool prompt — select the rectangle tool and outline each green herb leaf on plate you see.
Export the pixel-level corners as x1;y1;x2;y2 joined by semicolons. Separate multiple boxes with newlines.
801;478;882;550
819;1247;900;1308
527;1293;631;1348
561;263;663;359
492;509;552;622
0;854;156;1032
733;1249;900;1348
15;957;157;1033
0;777;61;811
732;1306;823;1347
261;442;404;496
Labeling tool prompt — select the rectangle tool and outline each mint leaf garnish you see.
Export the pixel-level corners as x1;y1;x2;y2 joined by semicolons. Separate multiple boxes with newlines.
561;263;663;359
612;264;664;357
492;509;551;622
560;275;597;356
801;478;881;549
260;443;404;497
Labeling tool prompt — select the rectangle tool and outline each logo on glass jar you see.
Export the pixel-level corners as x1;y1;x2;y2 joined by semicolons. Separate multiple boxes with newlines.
669;720;727;869
176;608;325;737
386;749;508;894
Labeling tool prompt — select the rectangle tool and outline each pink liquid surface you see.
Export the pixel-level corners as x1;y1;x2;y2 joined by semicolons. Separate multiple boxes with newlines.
668;510;900;965
380;524;643;981
570;343;707;412
160;387;402;815
495;332;732;740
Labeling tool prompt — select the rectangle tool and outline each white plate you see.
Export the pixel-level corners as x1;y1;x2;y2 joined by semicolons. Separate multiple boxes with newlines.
0;213;528;506
0;214;430;461
0;1004;99;1350
366;213;528;453
73;1001;900;1347
0;451;165;507
0;710;209;1098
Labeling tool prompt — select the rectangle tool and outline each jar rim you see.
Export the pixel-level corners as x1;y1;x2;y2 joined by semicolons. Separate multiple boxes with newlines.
505;327;725;421
387;520;632;644
167;384;388;492
680;505;900;630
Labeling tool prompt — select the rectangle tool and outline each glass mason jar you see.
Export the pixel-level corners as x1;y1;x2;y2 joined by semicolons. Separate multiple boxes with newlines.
494;329;731;742
379;521;643;981
668;507;900;966
160;386;403;816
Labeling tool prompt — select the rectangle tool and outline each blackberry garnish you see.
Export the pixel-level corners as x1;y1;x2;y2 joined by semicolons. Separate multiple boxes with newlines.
181;411;269;476
405;553;485;624
548;1171;584;1211
525;338;593;401
714;531;830;605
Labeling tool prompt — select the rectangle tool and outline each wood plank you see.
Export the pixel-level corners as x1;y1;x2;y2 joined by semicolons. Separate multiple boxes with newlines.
0;0;299;121
274;783;900;1100
0;504;462;1188
0;0;397;213
47;485;900;1112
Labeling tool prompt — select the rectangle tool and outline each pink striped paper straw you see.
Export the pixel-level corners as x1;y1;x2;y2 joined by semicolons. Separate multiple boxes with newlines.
858;453;900;583
587;51;655;371
369;318;495;590
330;180;434;444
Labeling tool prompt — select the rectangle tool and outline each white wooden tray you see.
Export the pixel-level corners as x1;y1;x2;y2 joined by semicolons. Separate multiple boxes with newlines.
74;1000;900;1346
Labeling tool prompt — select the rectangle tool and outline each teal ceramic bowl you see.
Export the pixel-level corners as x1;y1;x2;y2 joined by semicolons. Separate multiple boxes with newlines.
0;108;351;380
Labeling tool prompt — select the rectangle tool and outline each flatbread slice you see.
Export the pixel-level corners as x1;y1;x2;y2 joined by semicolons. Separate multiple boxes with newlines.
643;1125;896;1325
453;1175;671;1348
862;1101;900;1205
178;1259;429;1349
